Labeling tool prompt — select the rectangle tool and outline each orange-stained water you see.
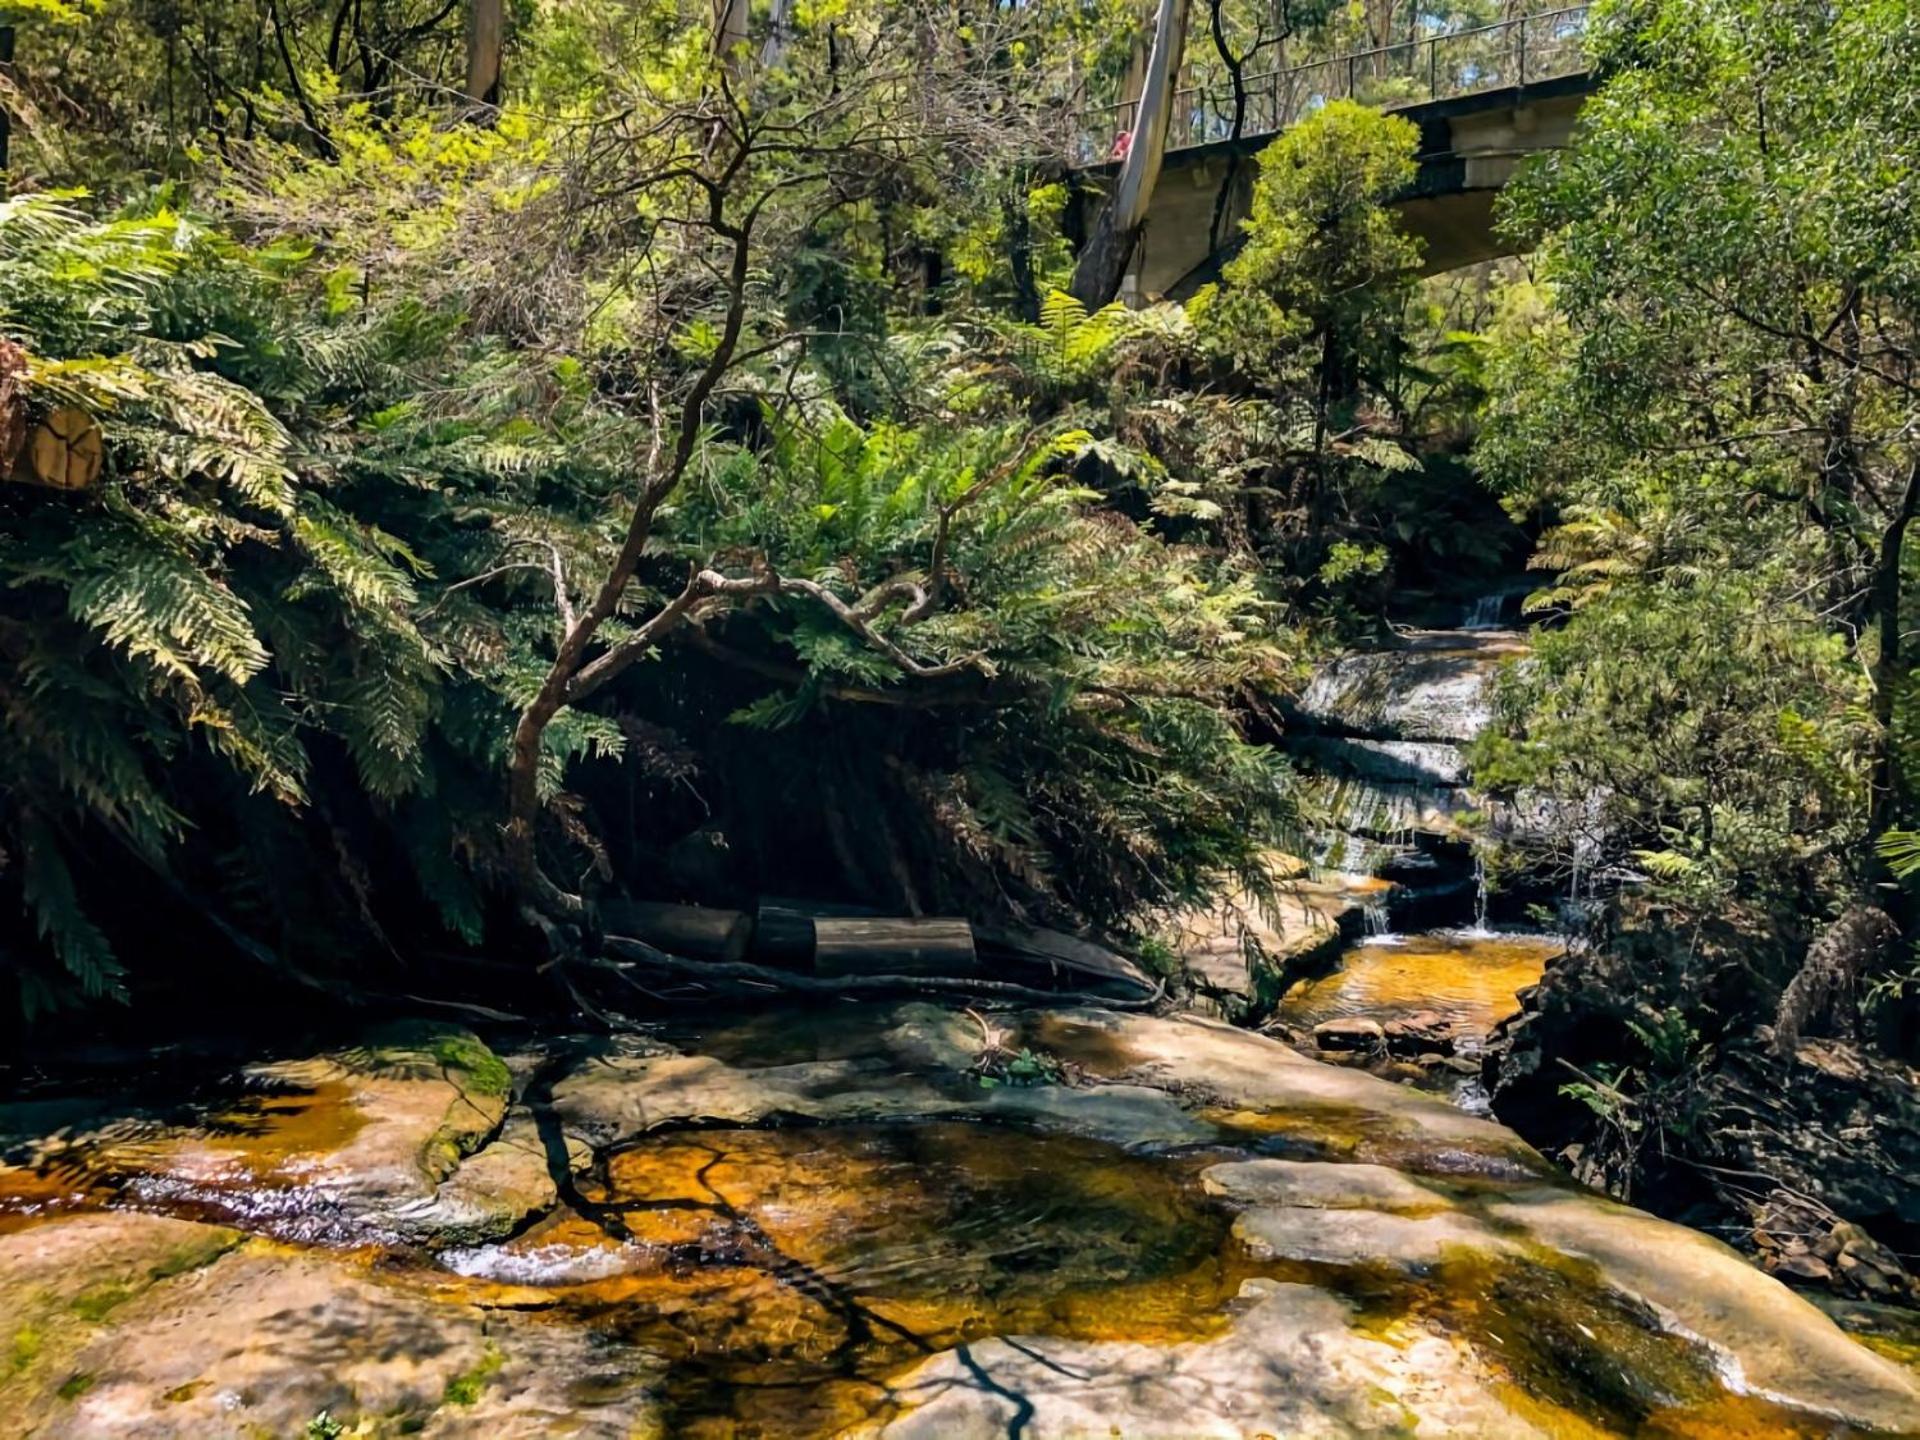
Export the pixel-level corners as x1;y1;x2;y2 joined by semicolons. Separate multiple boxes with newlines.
1281;930;1564;1035
0;1032;1898;1438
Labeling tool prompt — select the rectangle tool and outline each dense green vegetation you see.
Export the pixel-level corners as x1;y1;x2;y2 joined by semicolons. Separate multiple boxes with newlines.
0;0;1914;1258
0;0;1529;1017
1460;0;1920;1226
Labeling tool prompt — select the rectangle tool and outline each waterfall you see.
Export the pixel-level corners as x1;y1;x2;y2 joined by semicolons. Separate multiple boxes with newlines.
1469;851;1492;936
1461;593;1506;630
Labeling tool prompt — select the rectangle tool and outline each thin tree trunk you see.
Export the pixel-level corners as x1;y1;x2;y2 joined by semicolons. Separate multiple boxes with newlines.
0;25;15;188
1868;459;1920;874
759;0;795;68
1068;0;1191;306
465;0;504;112
1003;175;1040;322
713;0;750;64
1205;0;1247;255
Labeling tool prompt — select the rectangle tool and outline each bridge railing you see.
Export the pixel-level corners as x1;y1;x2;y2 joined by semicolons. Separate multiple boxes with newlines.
1074;5;1590;166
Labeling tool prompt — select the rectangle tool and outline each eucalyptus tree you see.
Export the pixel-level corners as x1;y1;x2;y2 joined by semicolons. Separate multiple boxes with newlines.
1476;0;1919;950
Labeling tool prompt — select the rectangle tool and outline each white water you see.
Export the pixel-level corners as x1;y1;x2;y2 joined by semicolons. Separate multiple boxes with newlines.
1461;593;1507;630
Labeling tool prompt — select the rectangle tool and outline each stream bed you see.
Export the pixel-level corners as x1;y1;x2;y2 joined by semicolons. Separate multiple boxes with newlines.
1276;929;1564;1108
3;1004;1919;1437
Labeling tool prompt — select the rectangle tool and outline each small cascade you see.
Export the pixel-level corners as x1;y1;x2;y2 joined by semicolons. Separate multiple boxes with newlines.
1359;894;1398;944
1461;593;1508;630
1468;852;1493;937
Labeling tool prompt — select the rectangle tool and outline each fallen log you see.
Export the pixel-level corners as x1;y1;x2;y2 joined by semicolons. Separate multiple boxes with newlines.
974;924;1157;999
752;901;818;969
813;916;977;978
598;898;751;961
598;934;1165;1009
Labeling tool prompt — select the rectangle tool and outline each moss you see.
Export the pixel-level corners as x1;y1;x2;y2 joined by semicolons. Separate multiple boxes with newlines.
430;1033;511;1097
55;1370;95;1401
442;1342;503;1406
6;1325;41;1376
69;1231;240;1321
162;1380;207;1403
69;1283;134;1322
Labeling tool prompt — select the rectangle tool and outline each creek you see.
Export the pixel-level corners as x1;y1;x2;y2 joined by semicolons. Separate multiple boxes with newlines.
3;609;1917;1436
3;1004;1920;1436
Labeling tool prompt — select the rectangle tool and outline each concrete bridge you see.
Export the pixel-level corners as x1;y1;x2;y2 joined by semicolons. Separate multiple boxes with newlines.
1072;5;1594;294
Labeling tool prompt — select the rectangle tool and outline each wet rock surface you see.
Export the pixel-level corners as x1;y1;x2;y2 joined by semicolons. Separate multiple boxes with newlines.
1;1003;1917;1437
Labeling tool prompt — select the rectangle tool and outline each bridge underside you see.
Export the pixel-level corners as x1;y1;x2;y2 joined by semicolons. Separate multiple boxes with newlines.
1075;78;1590;298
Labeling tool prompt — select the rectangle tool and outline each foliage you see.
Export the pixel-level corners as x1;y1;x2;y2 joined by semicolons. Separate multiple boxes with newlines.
1474;0;1920;918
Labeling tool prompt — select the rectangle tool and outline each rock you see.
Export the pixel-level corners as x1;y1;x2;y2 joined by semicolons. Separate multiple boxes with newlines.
1384;1010;1458;1057
1166;855;1359;1021
1233;1204;1515;1269
1487;933;1920;1303
1313;1016;1386;1051
1200;1158;1448;1213
0;1213;660;1437
8;1005;1920;1437
389;1110;590;1247
860;1279;1557;1439
1770;1250;1835;1283
0;1024;511;1248
1040;1007;1554;1180
1485;1186;1920;1432
1291;632;1525;744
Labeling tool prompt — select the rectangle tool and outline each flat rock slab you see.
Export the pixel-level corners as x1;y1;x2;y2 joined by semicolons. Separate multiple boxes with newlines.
6;1006;1920;1436
0;1212;659;1438
1;1024;509;1247
861;1279;1555;1439
1233;1204;1515;1269
1202;1158;1450;1213
1486;1187;1920;1432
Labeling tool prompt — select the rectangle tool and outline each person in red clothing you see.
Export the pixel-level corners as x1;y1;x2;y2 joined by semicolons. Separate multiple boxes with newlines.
1110;129;1132;161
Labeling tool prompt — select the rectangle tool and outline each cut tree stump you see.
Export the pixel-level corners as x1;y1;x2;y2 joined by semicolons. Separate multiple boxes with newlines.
12;406;103;491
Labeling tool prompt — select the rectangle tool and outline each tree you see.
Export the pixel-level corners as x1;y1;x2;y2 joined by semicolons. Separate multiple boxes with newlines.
1477;0;1920;908
1068;0;1190;306
465;0;504;112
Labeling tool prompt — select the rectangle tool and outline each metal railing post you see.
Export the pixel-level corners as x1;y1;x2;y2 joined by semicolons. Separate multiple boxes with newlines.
1428;34;1438;97
1517;13;1527;86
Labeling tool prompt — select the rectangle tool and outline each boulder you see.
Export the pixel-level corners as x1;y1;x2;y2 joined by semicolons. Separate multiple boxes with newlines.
1384;1009;1458;1057
1313;1016;1386;1051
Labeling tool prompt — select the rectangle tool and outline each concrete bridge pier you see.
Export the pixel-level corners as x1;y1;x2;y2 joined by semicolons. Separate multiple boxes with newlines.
1079;75;1592;299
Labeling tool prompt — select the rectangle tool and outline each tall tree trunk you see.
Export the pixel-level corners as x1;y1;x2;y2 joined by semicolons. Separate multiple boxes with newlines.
0;24;15;189
1068;0;1191;306
1002;175;1040;322
713;0;750;65
1869;459;1920;877
465;0;504;112
759;0;796;68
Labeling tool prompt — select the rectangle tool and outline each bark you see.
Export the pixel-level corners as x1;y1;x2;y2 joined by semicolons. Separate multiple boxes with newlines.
1868;458;1920;866
1068;0;1191;306
465;0;504;112
713;0;750;65
505;166;761;926
1002;177;1041;322
759;0;796;68
1204;0;1248;256
0;25;14;185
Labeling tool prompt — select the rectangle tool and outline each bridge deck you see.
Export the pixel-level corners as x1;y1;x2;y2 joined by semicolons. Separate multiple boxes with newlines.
1074;5;1591;167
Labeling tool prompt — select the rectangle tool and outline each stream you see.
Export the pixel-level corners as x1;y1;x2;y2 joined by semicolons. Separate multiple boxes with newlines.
3;614;1917;1436
4;1002;1920;1437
